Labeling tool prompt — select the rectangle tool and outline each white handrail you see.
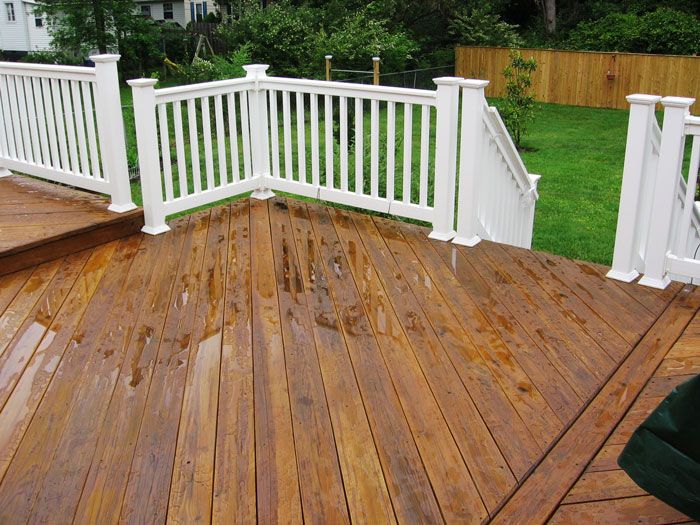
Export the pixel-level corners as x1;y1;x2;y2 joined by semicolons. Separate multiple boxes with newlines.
130;65;537;249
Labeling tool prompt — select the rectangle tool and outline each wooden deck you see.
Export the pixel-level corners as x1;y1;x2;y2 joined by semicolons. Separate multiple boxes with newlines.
548;310;700;524
0;175;143;276
0;196;696;524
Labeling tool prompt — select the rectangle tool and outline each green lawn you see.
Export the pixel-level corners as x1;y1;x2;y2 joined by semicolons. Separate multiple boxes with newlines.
121;84;666;266
519;103;630;265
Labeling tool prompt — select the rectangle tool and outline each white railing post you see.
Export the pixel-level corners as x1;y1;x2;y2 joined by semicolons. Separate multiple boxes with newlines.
453;79;489;246
428;77;461;240
638;96;695;289
607;94;662;282
243;64;273;200
91;54;136;212
128;78;170;235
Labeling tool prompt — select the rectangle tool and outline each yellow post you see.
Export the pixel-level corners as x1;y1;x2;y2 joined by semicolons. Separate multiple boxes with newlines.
372;56;380;85
325;55;332;81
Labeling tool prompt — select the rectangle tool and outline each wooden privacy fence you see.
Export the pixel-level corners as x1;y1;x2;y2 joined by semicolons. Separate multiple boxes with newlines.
456;46;700;110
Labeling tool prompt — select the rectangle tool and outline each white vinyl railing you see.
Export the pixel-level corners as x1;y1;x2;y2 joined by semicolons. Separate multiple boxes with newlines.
130;64;539;245
608;95;700;288
0;55;135;212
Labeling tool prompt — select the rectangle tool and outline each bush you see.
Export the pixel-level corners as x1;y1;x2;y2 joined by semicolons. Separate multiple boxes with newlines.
217;1;419;79
566;7;700;55
499;50;537;148
19;50;82;65
178;46;252;83
317;9;417;74
217;2;320;78
448;6;523;48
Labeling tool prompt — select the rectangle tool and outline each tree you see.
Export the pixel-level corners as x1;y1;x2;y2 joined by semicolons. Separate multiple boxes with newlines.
499;50;537;148
36;0;161;69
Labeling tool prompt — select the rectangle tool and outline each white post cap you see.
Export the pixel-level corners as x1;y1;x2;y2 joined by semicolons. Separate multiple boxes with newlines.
626;94;662;105
661;96;695;108
433;76;462;86
325;55;332;60
372;57;380;62
127;78;158;88
243;64;270;78
460;79;490;89
90;54;121;63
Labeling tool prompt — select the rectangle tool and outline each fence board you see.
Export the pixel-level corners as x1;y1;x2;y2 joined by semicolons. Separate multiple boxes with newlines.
455;46;700;109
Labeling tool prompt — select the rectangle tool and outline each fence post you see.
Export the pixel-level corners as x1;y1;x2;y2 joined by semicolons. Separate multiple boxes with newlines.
453;79;489;246
243;64;273;200
372;57;380;86
91;54;136;213
325;55;332;81
428;77;461;241
607;94;662;282
128;78;170;235
638;96;695;289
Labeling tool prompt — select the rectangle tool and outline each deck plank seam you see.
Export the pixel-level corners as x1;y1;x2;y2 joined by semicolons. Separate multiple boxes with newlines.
488;283;696;523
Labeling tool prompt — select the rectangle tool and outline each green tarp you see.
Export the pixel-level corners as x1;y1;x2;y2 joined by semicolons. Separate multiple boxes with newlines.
618;374;700;521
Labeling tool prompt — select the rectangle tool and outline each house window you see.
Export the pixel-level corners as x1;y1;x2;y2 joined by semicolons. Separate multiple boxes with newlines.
35;16;43;27
195;2;203;21
163;2;173;19
5;2;15;22
140;4;151;17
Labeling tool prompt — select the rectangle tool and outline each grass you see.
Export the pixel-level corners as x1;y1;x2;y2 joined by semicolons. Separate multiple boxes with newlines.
518;103;630;265
120;84;686;266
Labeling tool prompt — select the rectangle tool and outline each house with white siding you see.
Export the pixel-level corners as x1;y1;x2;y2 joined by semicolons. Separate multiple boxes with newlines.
133;0;219;28
1;0;219;55
0;0;51;54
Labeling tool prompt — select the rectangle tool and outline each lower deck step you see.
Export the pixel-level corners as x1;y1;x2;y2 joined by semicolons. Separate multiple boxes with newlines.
0;175;143;276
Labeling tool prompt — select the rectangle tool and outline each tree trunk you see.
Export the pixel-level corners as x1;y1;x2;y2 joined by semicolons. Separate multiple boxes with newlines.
543;0;556;33
92;0;108;53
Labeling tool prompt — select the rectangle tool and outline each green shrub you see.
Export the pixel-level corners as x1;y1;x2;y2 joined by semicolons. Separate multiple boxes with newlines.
19;50;82;65
217;1;418;79
179;46;252;83
316;9;417;74
499;50;537;148
566;7;700;54
448;6;523;48
217;2;320;78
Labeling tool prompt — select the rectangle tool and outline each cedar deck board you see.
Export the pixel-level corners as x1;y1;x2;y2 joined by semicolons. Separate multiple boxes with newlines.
0;175;143;275
550;309;700;524
0;197;693;524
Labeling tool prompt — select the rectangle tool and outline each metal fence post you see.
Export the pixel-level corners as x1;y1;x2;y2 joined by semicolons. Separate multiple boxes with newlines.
453;79;489;246
607;94;662;282
639;96;695;288
429;76;461;241
128;78;170;234
92;54;136;212
243;64;273;200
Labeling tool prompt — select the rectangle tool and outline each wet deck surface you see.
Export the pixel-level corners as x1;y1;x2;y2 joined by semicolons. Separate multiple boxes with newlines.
0;196;695;523
0;175;143;276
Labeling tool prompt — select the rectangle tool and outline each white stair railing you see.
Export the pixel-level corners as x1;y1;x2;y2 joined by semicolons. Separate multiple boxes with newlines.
453;80;540;249
609;95;700;288
130;64;538;247
0;55;135;211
